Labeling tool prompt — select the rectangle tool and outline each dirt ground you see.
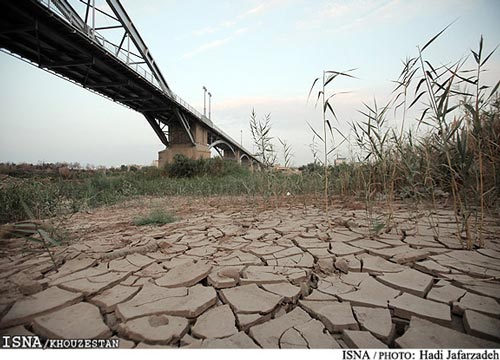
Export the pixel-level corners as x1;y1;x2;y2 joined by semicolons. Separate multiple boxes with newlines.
0;195;499;348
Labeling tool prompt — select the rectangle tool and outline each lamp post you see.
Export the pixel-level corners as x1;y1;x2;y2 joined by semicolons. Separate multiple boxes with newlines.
203;86;207;117
208;92;212;120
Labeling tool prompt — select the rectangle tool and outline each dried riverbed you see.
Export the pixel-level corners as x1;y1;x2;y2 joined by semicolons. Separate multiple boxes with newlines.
0;196;499;348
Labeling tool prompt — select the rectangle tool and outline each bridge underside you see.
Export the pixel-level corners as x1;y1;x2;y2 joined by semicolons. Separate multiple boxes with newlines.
0;0;261;168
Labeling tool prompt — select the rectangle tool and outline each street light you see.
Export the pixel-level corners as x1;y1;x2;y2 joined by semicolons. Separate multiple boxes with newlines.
202;86;207;117
208;91;212;120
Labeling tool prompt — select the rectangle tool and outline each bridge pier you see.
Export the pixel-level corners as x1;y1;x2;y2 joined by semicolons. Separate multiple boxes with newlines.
222;148;241;162
158;122;210;168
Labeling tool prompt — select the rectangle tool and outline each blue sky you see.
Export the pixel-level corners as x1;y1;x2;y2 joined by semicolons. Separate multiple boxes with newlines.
1;0;499;167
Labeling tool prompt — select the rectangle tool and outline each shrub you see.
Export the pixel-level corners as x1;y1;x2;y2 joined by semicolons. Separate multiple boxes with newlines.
166;154;198;178
133;208;176;226
165;154;250;178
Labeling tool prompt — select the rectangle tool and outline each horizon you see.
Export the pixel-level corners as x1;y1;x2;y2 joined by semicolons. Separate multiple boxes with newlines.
1;0;499;168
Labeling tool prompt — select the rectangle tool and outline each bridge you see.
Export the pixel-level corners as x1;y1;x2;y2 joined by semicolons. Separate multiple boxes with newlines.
0;0;261;167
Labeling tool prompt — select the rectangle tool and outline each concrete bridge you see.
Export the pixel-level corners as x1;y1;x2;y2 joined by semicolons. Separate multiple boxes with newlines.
0;0;261;168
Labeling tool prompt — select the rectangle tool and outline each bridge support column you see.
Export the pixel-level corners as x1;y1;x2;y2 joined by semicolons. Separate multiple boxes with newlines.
158;122;210;168
239;155;252;168
223;149;240;163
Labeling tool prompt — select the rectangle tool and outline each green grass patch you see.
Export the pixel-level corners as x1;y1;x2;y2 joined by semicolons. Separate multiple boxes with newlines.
133;208;176;226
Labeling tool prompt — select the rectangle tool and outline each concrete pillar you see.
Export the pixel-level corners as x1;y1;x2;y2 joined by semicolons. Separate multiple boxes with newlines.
222;148;240;162
240;155;252;169
158;122;210;168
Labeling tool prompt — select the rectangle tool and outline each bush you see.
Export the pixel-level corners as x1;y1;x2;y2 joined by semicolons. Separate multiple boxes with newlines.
133;208;176;226
166;154;198;178
299;162;323;174
165;154;250;178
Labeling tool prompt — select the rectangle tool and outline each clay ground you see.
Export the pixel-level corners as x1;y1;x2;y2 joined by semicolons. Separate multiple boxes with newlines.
0;195;499;349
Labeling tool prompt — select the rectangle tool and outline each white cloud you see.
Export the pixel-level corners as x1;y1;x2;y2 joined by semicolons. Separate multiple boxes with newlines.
186;2;276;57
186;0;296;59
191;0;284;38
182;23;249;59
183;24;251;59
296;0;411;34
182;36;233;59
243;3;267;16
234;27;249;35
223;20;237;28
192;26;217;36
320;2;356;18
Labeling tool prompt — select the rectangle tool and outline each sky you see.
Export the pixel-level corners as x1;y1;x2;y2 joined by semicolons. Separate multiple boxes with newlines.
1;0;499;167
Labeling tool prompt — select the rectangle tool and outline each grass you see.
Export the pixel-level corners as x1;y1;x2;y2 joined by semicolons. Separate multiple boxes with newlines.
0;165;326;224
0;200;62;270
133;208;176;226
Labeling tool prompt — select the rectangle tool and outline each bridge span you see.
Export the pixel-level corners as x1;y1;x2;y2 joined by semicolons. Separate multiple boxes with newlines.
0;0;261;167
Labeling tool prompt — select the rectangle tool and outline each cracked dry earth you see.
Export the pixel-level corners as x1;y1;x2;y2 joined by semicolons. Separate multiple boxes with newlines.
1;196;500;349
